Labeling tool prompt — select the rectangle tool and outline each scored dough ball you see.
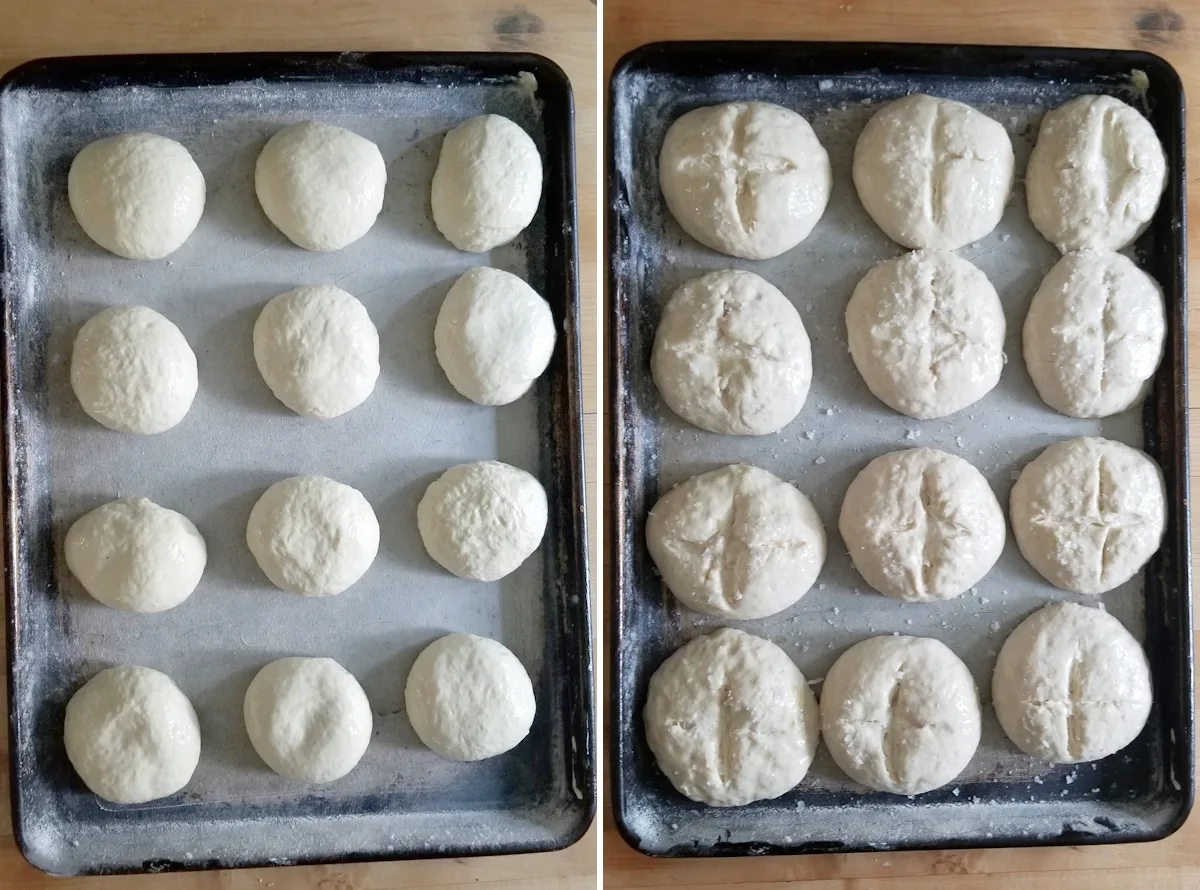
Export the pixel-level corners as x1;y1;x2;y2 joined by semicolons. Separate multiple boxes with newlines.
846;250;1005;419
255;121;386;251
821;636;981;795
70;306;198;434
993;602;1152;763
405;633;536;761
244;657;372;783
64;665;200;804
246;475;379;597
853;94;1014;250
652;269;811;435
658;101;832;259
1026;95;1167;252
253;285;380;419
839;448;1004;602
646;464;825;619
1024;251;1166;418
65;497;206;613
434;267;556;405
431;114;542;253
644;627;820;807
417;461;547;581
1010;437;1165;594
68;133;205;260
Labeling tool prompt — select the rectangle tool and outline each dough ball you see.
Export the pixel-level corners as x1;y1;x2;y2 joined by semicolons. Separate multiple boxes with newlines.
246;475;379;596
839;448;1004;602
646;463;825;619
417;461;546;581
821;635;981;795
64;665;200;803
853;94;1014;250
1024;250;1165;418
253;285;380;419
846;250;1005;419
644;627;819;807
1010;436;1165;594
652;269;811;435
431;114;542;252
658;102;831;259
405;633;536;761
434;267;556;405
993;602;1152;763
255;121;386;251
1026;95;1167;252
70;305;198;434
65;497;206;613
243;657;372;782
68;133;205;260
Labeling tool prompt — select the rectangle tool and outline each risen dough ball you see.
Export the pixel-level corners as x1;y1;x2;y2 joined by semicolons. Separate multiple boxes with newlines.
64;665;200;804
658;101;831;259
1010;437;1165;594
70;305;198;434
846;250;1005;419
405;633;536;761
243;657;372;782
821;636;981;795
644;627;820;807
255;121;386;251
431;114;542;252
993;602;1152;763
646;464;825;619
853;94;1014;250
652;270;811;435
1023;250;1165;418
68;133;205;260
1026;94;1167;252
434;267;556;405
246;475;379;596
839;448;1004;602
253;285;380;419
417;461;546;581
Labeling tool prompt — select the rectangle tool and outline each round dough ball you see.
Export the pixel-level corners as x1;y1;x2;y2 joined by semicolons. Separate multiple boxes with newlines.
405;633;536;761
1010;437;1165;594
246;475;379;596
646;463;825;619
244;657;372;782
652;269;811;435
71;305;198;434
431;114;542;253
658;101;832;259
65;497;206;613
644;627;819;807
846;250;1005;419
68;133;205;260
1024;250;1165;418
839;448;1004;602
417;461;546;582
64;665;200;803
821;635;981;795
853;94;1014;250
434;267;556;405
255;121;386;251
253;285;380;419
1026;95;1167;252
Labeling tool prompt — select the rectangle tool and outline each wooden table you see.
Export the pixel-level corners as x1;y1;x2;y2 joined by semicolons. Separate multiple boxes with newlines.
0;1;597;888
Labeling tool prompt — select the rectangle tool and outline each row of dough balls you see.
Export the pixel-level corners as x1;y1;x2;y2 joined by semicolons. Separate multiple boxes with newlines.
647;437;1166;620
646;604;1152;806
69;115;542;258
659;93;1166;259
64;633;537;804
